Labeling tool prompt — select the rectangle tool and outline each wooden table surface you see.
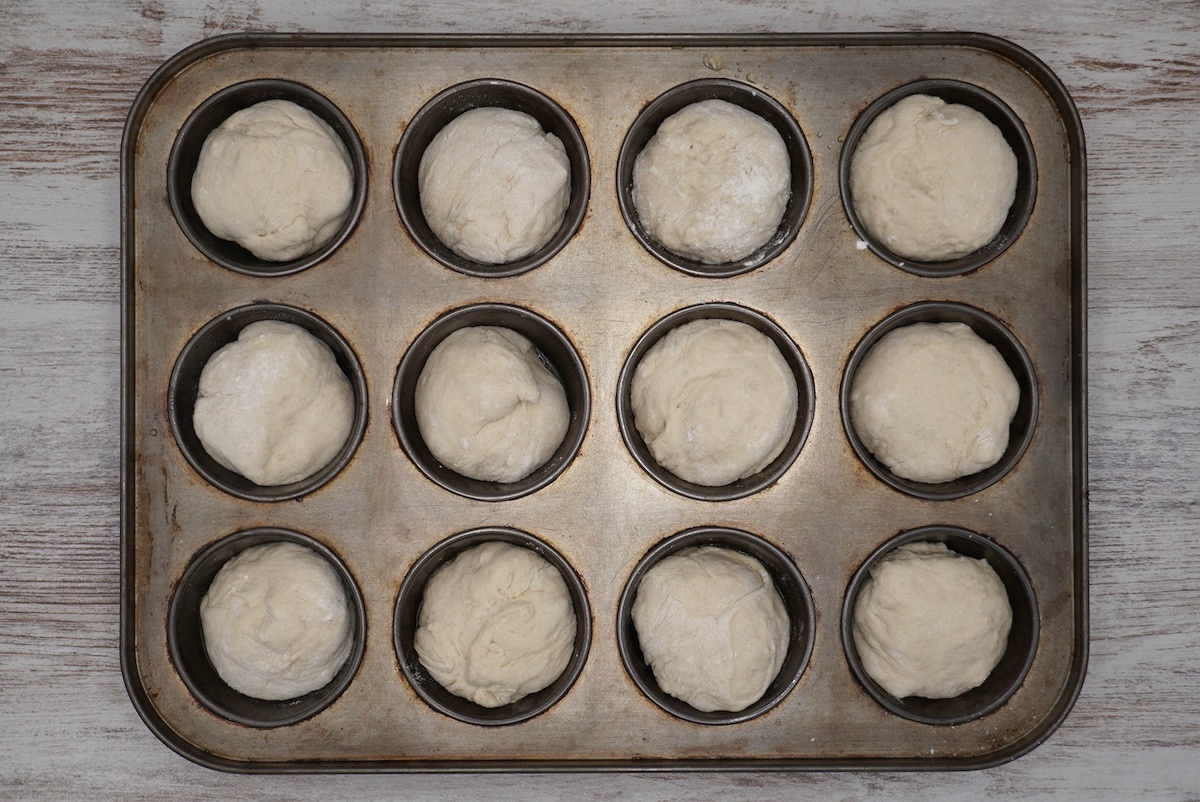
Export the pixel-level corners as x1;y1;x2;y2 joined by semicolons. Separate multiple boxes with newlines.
3;0;1197;798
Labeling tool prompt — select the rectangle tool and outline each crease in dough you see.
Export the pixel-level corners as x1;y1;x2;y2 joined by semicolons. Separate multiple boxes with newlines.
200;541;354;700
631;318;797;486
415;326;569;483
631;545;790;712
852;541;1012;699
849;94;1017;262
193;320;354;486
849;321;1019;484
414;541;576;708
418;107;570;264
632;98;791;264
191;99;354;262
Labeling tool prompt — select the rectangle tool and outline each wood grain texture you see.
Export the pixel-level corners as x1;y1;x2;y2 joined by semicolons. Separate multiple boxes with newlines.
2;0;1199;798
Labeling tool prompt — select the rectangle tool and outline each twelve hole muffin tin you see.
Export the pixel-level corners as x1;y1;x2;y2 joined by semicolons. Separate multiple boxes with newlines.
121;33;1087;771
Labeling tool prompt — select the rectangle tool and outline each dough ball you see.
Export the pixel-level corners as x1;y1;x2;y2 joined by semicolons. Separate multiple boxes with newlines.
415;541;577;708
200;541;354;700
849;94;1018;262
631;318;797;486
191;99;354;262
849;321;1019;484
852;541;1013;699
632;546;790;713
193;320;354;486
415;326;570;484
419;107;571;264
632;99;791;264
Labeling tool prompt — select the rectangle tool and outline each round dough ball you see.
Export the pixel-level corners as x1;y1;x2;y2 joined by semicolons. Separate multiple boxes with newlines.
849;93;1018;262
193;320;354;486
632;546;790;713
415;326;569;484
852;541;1013;699
414;541;576;708
632;99;791;264
418;107;570;264
200;541;354;700
850;322;1019;484
191;99;354;262
631;318;797;486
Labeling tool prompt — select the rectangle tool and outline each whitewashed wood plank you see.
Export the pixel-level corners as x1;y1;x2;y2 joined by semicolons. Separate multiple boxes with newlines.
3;0;1200;797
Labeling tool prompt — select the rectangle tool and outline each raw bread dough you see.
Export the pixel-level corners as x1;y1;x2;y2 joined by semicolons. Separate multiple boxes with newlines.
849;321;1019;484
191;99;354;262
418;107;571;264
193;320;354;486
852;541;1012;699
630;318;797;486
631;545;790;713
414;541;576;708
414;326;569;484
632;98;791;264
200;541;354;700
849;93;1018;262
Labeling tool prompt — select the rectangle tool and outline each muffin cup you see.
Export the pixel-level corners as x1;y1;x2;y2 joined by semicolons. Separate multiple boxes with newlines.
167;527;367;728
841;525;1039;726
616;527;815;725
839;78;1037;277
616;78;813;278
167;78;368;276
167;302;369;502
840;301;1037;500
393;78;591;278
393;527;592;726
616;303;815;501
392;303;590;501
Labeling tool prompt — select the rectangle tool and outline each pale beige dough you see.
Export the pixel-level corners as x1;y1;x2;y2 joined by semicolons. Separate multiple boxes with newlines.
631;318;797;486
849;321;1019;483
632;99;791;264
852;541;1012;699
632;546;790;713
414;326;569;484
850;93;1018;261
191;99;354;262
419;107;570;264
193;320;354;486
200;541;354;700
414;541;576;708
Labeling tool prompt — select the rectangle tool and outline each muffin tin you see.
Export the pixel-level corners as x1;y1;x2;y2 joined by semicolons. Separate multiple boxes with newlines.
120;33;1087;771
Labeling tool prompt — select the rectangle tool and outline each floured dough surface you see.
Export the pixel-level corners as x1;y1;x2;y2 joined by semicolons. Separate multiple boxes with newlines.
415;541;576;708
191;99;354;262
852;541;1012;699
632;99;791;264
419;107;571;264
849;321;1019;484
200;541;354;700
631;318;797;486
632;545;790;713
193;320;354;486
415;326;570;484
849;93;1018;262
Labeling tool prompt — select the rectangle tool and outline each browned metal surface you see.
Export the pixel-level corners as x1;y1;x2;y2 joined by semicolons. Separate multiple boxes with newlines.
120;33;1086;771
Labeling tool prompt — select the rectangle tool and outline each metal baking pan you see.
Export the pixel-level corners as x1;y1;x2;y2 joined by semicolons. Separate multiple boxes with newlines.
120;32;1087;772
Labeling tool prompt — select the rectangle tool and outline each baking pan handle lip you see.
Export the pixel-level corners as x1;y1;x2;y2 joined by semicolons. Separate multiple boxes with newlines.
119;29;1088;158
942;33;1088;771
122;30;1087;178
